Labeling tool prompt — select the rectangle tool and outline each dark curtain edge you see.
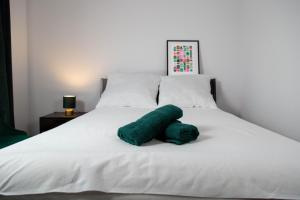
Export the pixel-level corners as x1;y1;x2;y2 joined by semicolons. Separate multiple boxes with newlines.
0;0;15;128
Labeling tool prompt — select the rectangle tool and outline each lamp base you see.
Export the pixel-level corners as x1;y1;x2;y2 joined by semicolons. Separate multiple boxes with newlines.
64;108;75;116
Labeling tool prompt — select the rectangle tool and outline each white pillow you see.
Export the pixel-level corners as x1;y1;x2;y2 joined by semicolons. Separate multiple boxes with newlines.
158;75;217;108
96;73;160;108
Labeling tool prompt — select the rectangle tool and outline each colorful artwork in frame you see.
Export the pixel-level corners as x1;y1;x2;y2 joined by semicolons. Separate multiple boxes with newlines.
167;40;200;75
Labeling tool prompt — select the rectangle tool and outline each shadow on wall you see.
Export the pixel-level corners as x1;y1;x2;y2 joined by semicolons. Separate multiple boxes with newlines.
76;100;85;112
215;80;241;118
198;44;239;117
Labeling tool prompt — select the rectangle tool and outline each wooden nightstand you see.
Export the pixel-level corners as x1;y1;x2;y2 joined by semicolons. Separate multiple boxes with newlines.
39;112;86;133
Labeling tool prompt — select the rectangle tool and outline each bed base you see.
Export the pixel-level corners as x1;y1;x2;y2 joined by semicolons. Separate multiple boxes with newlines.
0;192;267;200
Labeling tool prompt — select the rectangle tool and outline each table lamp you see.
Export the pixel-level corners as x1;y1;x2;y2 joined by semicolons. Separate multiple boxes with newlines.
63;95;76;116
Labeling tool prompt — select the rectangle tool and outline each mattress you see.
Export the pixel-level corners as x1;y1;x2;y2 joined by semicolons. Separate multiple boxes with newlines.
0;107;300;199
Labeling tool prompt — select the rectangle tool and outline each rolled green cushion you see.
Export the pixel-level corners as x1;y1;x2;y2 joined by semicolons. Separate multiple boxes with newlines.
118;105;183;146
157;120;199;145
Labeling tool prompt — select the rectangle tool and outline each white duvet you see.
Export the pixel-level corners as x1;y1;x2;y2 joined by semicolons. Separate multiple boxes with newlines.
0;107;300;199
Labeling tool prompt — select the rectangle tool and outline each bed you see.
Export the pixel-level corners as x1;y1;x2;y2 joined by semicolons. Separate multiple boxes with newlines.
0;75;300;200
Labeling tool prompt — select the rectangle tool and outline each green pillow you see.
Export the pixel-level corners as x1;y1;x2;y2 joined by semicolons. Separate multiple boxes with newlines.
156;120;199;145
118;105;183;146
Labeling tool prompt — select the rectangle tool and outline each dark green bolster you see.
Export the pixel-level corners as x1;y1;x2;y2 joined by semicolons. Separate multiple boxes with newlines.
118;105;183;146
157;120;199;145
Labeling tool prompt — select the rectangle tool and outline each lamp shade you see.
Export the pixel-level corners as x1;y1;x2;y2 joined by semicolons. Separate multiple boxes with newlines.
63;95;76;109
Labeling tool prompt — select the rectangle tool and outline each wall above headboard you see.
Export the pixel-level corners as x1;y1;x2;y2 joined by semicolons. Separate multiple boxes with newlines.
20;0;243;134
20;0;244;134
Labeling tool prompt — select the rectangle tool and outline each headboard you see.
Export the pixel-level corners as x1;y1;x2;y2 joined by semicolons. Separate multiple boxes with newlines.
101;78;217;102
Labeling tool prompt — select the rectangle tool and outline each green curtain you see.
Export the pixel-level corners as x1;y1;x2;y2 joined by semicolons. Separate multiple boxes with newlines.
0;0;28;148
0;0;15;127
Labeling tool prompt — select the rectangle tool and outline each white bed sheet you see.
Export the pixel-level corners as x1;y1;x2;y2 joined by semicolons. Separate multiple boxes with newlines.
0;107;300;199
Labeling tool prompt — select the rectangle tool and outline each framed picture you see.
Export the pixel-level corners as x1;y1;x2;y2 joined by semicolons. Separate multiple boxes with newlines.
167;40;200;75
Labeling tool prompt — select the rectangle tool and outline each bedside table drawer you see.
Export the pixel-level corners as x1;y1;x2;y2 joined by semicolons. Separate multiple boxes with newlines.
39;112;86;133
40;118;71;132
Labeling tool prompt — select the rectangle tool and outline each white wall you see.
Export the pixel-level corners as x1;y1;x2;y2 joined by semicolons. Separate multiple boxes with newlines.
240;0;300;141
10;0;29;133
26;0;243;134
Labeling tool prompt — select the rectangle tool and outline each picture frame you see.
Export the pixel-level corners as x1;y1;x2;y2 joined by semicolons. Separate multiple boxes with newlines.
167;40;200;75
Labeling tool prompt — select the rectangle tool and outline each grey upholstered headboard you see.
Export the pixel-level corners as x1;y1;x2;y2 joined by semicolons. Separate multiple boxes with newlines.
101;78;217;102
